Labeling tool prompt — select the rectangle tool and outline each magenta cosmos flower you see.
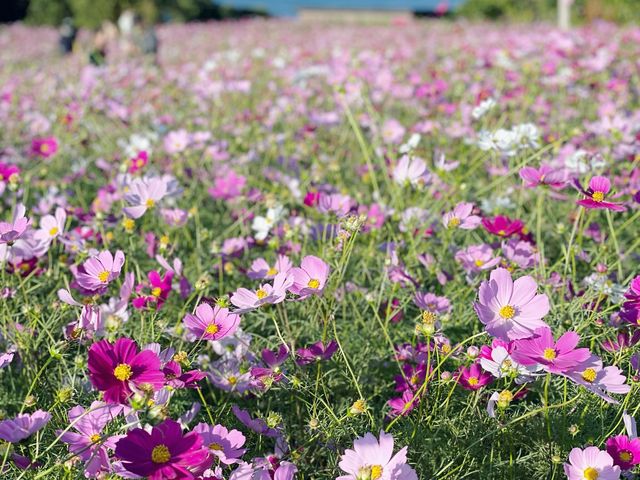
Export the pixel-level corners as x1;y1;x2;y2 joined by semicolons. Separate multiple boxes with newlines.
193;422;246;465
0;410;51;443
74;250;125;293
290;255;330;299
183;303;240;341
474;268;550;341
88;338;165;404
456;363;493;391
481;215;524;238
606;435;640;471
442;202;481;229
115;419;210;479
519;164;567;189
511;327;591;375
30;136;58;158
337;430;418;480
575;176;625;212
564;446;620;480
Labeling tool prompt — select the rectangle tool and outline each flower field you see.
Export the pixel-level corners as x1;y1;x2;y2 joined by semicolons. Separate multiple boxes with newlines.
1;18;640;479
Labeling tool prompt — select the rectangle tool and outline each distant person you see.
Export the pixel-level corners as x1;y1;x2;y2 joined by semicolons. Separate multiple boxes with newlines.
118;9;136;56
140;24;159;62
58;17;77;55
89;21;117;66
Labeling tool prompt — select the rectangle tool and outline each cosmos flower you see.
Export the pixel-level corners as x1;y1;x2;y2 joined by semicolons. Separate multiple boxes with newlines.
519;164;567;189
388;390;418;417
563;446;620;480
0;204;31;244
480;344;539;382
606;435;640;471
564;355;630;403
231;406;281;438
295;340;338;366
183;303;240;341
123;176;169;219
132;270;173;310
115;419;210;479
456;363;493;391
248;254;293;280
290;255;330;299
73;250;125;294
442;202;481;229
252;205;286;241
208;169;246;201
511;327;591;375
34;207;66;243
87;337;165;404
474;267;550;341
0;410;51;443
30;137;58;158
193;422;246;465
575;176;625;212
481;215;524;238
58;402;123;478
455;244;502;275
336;431;418;480
392;155;431;187
230;271;293;313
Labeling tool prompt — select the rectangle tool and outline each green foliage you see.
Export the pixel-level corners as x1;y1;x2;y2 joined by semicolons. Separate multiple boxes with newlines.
25;0;71;26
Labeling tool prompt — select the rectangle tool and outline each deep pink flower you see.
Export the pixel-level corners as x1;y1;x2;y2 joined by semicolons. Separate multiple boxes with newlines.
115;419;210;479
231;405;281;438
132;270;173;310
474;268;550;341
576;176;626;212
87;338;165;404
290;255;330;299
193;423;246;465
482;215;524;238
0;162;20;183
162;361;206;389
388;389;418;417
519;164;567;189
183;303;240;341
31;137;58;158
295;340;338;366
606;435;640;470
128;150;148;174
511;327;591;374
456;362;493;391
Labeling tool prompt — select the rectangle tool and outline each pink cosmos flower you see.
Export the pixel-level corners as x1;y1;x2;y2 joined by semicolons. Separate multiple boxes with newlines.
455;244;502;274
230;272;293;313
456;363;493;391
34;207;66;243
73;250;125;293
317;193;353;217
58;402;123;478
290;255;330;299
606;435;640;471
123;177;168;219
87;338;165;404
442;202;481;229
337;431;418;480
193;423;246;465
502;239;540;269
0;410;51;443
248;254;293;280
183;303;240;341
115;419;210;479
482;215;524;238
565;355;631;403
563;446;620;480
519;164;567;189
474;268;550;341
392;155;431;187
163;129;190;154
381;118;406;144
208;170;246;201
511;327;591;375
575;176;626;212
388;389;418;417
30;137;58;158
0;204;31;246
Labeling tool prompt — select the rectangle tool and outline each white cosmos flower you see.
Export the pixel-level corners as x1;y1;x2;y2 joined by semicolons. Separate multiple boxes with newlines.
252;205;285;241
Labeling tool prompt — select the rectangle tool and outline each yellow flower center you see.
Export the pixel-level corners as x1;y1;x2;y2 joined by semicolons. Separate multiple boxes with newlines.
583;467;599;480
620;451;632;462
145;199;155;208
228;376;237;385
205;323;219;335
256;289;267;299
474;259;485;267
441;343;452;354
49;227;59;236
421;311;437;325
582;368;597;383
542;348;557;361
498;229;506;236
267;267;278;276
113;363;132;381
151;444;171;463
151;287;162;297
308;278;320;289
498;390;513;407
499;305;515;319
370;465;383;480
136;158;145;167
209;442;223;451
591;191;605;202
448;217;461;228
122;218;135;231
97;271;110;283
467;376;479;386
90;433;101;443
40;143;50;153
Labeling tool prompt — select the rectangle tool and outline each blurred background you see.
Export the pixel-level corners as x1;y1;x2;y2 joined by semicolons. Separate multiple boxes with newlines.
1;0;639;26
